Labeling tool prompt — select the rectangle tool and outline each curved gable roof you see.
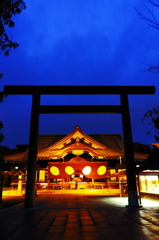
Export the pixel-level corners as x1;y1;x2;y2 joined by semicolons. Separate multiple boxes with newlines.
37;141;124;159
50;126;106;150
4;126;148;162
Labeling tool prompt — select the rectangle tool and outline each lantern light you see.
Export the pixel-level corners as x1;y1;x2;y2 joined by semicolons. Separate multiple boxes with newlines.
82;166;92;175
50;166;60;176
97;166;107;175
65;166;74;175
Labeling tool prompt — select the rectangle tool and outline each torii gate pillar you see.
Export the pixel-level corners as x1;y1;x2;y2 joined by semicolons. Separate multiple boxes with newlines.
24;92;40;208
121;93;139;207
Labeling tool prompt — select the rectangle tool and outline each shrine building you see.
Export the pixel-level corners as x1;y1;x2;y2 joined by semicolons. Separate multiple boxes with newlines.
4;126;148;191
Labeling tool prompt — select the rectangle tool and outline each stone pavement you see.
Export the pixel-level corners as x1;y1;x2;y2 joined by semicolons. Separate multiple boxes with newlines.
0;194;159;240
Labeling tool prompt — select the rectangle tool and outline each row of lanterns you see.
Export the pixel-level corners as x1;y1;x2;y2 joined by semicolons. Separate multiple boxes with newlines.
50;165;107;176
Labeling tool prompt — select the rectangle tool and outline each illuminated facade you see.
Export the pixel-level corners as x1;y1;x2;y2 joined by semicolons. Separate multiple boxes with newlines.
4;126;148;191
138;143;159;198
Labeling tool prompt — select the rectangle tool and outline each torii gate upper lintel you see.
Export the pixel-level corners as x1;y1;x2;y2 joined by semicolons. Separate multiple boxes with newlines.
3;85;156;208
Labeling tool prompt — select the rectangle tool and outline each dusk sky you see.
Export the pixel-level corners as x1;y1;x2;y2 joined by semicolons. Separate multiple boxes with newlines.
0;0;159;148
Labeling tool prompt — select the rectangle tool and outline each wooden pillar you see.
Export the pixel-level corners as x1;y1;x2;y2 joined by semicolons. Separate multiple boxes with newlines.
120;93;140;207
24;92;40;208
136;175;142;205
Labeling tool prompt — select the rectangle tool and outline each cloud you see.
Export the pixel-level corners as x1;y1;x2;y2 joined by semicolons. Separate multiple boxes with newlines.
17;0;135;57
1;0;159;148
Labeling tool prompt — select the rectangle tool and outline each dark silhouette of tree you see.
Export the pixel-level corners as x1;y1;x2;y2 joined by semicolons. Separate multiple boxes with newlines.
135;1;159;141
0;1;26;144
0;0;26;56
135;0;159;73
135;0;159;29
0;145;21;160
0;74;4;143
142;107;159;142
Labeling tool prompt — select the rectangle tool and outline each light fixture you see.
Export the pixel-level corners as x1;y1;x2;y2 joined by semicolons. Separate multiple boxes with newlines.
65;166;74;175
82;166;92;175
50;166;60;176
97;166;107;175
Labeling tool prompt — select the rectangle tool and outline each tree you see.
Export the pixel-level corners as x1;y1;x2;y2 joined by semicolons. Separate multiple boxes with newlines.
135;1;159;141
0;1;26;142
142;107;159;142
135;0;159;73
0;0;26;56
135;0;159;29
0;74;4;143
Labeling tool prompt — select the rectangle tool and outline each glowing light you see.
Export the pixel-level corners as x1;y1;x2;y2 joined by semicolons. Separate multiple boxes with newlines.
101;197;159;208
65;166;74;175
72;150;84;155
146;175;158;181
80;174;83;178
50;166;60;176
140;176;145;180
82;166;92;175
39;170;45;181
97;166;107;175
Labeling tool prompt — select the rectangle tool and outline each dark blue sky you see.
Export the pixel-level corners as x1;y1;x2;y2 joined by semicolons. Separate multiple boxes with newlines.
0;0;159;148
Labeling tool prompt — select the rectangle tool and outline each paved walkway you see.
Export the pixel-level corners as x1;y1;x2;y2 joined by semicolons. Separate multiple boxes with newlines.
1;194;159;240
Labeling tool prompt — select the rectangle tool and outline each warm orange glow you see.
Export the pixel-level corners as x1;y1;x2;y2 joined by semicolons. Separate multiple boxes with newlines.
65;166;74;175
139;175;159;193
82;166;92;175
39;170;45;181
50;166;60;176
72;150;84;155
97;166;107;175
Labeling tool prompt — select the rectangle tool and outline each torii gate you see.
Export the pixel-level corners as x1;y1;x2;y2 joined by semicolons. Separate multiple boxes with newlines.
3;85;155;208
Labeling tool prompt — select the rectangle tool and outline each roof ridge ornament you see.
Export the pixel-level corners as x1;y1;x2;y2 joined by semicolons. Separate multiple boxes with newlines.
74;125;82;132
76;137;80;142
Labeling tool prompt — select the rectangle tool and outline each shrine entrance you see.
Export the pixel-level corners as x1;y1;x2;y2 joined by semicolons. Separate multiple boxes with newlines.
3;85;155;208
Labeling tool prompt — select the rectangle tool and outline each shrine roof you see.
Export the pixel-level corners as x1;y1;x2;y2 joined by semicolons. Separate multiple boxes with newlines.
37;126;124;151
4;126;148;162
151;143;159;148
37;141;125;159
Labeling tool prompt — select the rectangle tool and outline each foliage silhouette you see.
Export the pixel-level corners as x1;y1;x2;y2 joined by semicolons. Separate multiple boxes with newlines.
135;0;159;73
136;1;159;141
0;0;26;56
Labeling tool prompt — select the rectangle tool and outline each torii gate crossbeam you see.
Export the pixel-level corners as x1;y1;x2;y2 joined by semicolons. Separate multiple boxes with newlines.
3;85;155;208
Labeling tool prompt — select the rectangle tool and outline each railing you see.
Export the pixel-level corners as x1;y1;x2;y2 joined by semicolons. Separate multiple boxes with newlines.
48;182;107;190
